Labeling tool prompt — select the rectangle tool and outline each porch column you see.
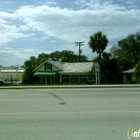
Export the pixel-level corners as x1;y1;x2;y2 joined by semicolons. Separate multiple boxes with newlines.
54;76;55;84
69;75;71;83
132;74;136;81
123;74;126;84
95;72;100;84
88;74;89;81
78;75;80;83
45;76;47;84
51;76;52;84
60;74;62;83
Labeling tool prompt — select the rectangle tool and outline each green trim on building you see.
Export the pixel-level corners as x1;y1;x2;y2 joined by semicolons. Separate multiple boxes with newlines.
33;71;58;76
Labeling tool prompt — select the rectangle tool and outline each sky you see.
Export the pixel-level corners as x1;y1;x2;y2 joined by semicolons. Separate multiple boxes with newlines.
0;0;140;66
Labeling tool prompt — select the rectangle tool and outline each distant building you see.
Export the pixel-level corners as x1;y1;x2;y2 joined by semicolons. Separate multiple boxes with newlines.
0;67;25;82
123;68;140;84
33;60;100;84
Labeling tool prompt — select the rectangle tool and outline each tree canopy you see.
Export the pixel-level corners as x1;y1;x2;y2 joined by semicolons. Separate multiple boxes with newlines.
23;50;89;69
22;31;140;84
22;50;89;84
88;31;108;61
111;32;140;67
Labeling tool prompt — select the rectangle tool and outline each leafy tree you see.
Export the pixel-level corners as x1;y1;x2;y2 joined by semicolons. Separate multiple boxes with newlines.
22;56;37;84
49;50;88;62
99;52;122;84
88;31;108;62
36;53;50;66
109;32;140;84
134;61;140;75
107;58;123;84
118;32;140;64
111;32;140;70
111;46;134;71
22;50;89;84
22;67;37;84
93;51;123;84
24;56;37;68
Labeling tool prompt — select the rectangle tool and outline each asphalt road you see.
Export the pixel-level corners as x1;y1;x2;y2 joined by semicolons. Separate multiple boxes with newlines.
0;88;140;140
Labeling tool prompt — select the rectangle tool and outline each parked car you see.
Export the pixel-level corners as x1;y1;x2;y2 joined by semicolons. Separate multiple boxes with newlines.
13;81;22;85
3;81;13;85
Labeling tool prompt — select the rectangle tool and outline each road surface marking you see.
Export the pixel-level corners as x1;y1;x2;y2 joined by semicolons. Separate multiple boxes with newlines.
0;110;140;115
0;99;57;102
1;97;140;102
0;94;7;96
126;92;140;93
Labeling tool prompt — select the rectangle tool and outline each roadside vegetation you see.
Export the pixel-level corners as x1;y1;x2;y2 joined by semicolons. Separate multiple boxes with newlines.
22;31;140;84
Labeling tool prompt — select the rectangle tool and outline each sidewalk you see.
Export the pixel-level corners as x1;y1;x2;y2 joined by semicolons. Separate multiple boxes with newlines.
0;84;140;89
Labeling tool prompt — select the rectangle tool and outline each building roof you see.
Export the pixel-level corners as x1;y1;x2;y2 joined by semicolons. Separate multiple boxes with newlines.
33;60;99;73
33;60;64;72
0;70;24;73
123;68;135;73
59;62;94;73
49;60;64;70
0;67;24;70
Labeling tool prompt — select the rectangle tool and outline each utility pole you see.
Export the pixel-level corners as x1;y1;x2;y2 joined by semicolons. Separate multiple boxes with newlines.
75;42;84;62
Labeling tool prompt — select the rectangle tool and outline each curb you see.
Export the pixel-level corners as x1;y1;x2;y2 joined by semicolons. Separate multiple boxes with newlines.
0;84;140;89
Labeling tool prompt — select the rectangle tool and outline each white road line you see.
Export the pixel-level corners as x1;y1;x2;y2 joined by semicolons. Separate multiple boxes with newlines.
0;110;140;115
126;92;140;93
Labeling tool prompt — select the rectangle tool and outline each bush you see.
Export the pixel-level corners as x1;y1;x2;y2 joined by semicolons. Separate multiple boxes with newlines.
86;80;95;84
0;81;3;86
129;80;137;84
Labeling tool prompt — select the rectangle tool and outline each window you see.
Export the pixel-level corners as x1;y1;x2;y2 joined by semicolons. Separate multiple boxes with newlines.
71;75;78;83
62;75;69;83
80;75;88;83
45;63;52;70
126;74;132;83
89;75;94;81
136;74;140;83
40;77;45;84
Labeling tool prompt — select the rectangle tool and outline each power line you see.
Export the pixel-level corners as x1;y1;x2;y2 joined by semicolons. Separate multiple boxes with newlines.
75;42;84;62
0;52;27;61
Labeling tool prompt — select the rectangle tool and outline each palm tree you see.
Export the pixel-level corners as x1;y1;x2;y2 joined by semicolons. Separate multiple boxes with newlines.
134;61;140;75
88;31;108;63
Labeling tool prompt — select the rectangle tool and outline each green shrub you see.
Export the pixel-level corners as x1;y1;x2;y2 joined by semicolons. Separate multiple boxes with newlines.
86;80;95;84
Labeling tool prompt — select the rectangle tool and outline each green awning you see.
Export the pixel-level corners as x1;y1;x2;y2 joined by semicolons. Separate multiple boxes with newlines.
33;71;57;76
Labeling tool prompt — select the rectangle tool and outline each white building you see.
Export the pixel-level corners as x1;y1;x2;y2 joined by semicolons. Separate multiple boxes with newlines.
0;68;24;82
33;60;100;84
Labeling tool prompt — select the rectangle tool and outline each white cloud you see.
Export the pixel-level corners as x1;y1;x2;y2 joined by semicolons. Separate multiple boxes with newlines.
0;17;33;44
74;0;127;10
0;18;7;24
23;49;35;52
14;4;140;44
1;1;140;45
37;0;57;5
0;51;28;61
50;40;56;43
0;0;140;65
18;25;30;31
0;11;17;19
40;36;48;40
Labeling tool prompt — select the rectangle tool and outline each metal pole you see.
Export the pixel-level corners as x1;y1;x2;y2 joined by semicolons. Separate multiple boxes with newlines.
75;42;84;62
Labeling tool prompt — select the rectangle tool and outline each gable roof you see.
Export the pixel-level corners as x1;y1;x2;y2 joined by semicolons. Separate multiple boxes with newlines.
49;60;64;70
33;60;64;72
59;62;93;73
123;68;135;73
33;60;99;73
